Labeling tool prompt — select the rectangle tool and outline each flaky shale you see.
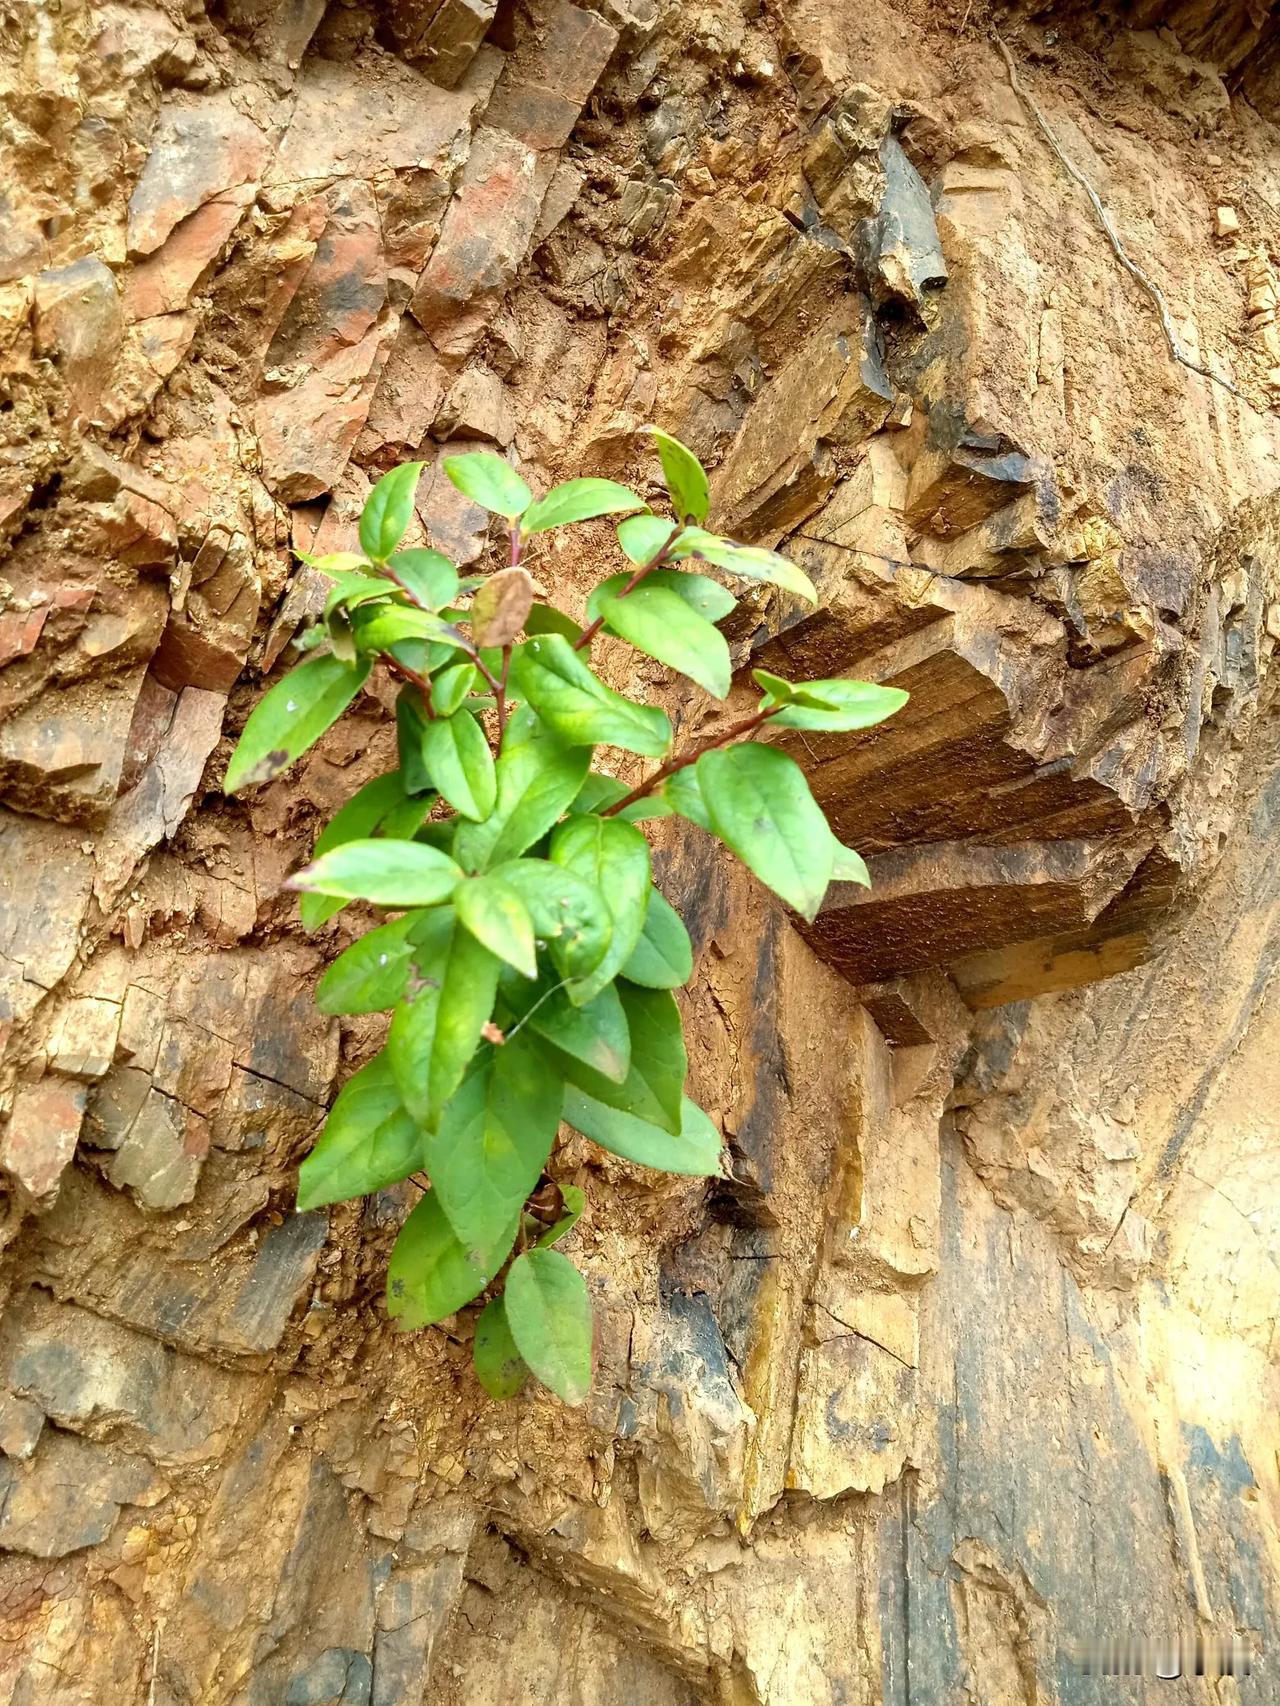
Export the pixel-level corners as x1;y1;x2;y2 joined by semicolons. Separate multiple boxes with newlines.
0;0;1278;1699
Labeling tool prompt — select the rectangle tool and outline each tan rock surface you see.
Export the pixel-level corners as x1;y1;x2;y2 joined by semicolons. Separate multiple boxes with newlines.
0;1;1276;1700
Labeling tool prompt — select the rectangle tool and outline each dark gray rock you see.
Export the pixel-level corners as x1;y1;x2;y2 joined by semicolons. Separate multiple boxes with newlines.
0;1429;162;1558
858;136;948;314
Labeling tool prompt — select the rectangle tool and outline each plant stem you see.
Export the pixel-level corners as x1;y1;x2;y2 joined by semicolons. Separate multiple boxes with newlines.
380;652;435;718
573;526;685;652
496;644;512;740
602;703;784;817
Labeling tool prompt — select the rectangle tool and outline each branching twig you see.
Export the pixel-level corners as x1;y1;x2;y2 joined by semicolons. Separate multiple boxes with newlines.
993;31;1243;399
574;526;687;652
381;652;436;717
602;703;786;817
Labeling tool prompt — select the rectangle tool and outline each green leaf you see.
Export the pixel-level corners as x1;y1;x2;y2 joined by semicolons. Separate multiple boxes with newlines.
323;572;397;617
291;839;463;906
660;766;711;830
617;513;678;564
646;426;710;525
360;461;425;562
521;477;644;535
696;743;834;921
676;533;817;604
326;606;357;664
511;633;671;757
389;548;459;610
387;637;457;678
422;1033;562;1256
443;451;532;518
755;672;909;730
382;793;437;840
830;836;871;887
299;771;411;930
386;1189;517;1330
473;1296;528;1398
563;1090;722;1176
316;914;421;1014
494;858;613;984
353;604;465;654
420;710;496;821
649;568;736;622
546;982;685;1132
298;550;371;574
503;1248;593;1404
620;888;692;988
454;709;591;871
396;688;433;796
525;604;583;644
429;660;478;718
511;973;630;1082
586;572;731;698
224;653;371;794
533;1181;585;1248
549;814;651;1002
386;907;501;1124
297;1053;425;1210
455;872;537;978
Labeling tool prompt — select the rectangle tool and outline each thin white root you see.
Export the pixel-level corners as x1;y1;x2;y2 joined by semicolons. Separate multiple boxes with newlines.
993;31;1243;399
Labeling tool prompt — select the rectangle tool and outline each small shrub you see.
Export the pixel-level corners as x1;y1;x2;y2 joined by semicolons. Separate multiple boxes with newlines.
224;430;906;1403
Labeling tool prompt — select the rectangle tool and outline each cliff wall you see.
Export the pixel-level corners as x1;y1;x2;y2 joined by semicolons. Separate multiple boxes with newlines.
0;0;1277;1699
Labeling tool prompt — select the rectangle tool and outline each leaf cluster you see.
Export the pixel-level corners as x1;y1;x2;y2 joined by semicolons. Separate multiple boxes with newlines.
224;431;906;1402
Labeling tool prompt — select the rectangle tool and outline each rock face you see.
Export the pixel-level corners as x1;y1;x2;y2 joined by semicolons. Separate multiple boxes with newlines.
0;1;1278;1701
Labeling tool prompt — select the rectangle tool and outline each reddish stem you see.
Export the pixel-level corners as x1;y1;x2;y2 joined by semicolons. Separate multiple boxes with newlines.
381;652;435;718
602;703;784;817
573;527;685;653
496;644;512;741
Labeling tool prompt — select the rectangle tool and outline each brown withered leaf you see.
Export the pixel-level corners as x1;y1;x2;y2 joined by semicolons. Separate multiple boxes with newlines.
471;567;534;647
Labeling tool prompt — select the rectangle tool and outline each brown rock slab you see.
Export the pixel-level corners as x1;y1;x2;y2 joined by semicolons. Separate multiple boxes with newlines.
1;1078;88;1206
483;0;619;151
99;310;199;428
797;836;1149;987
0;812;94;1032
410;127;548;357
0;1290;252;1466
357;319;450;457
715;301;894;544
256;180;394;501
33;257;124;428
45;996;122;1080
270;53;488;187
127;94;270;258
0;1392;43;1461
153;526;261;692
0;671;152;828
789;1332;914;1498
381;0;497;87
416;440;493;564
0;1429;163;1558
904;419;1044;539
0;608;49;668
103;1085;211;1211
435;363;515;444
63;446;180;570
123;188;253;320
95;684;227;908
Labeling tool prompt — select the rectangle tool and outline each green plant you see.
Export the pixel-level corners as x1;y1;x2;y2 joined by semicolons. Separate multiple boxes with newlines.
224;429;906;1404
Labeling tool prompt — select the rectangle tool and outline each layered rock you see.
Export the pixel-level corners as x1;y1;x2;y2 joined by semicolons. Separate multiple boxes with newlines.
0;1;1277;1702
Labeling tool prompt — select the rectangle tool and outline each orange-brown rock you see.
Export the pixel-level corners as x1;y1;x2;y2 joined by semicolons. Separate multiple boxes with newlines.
0;2;1277;1699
